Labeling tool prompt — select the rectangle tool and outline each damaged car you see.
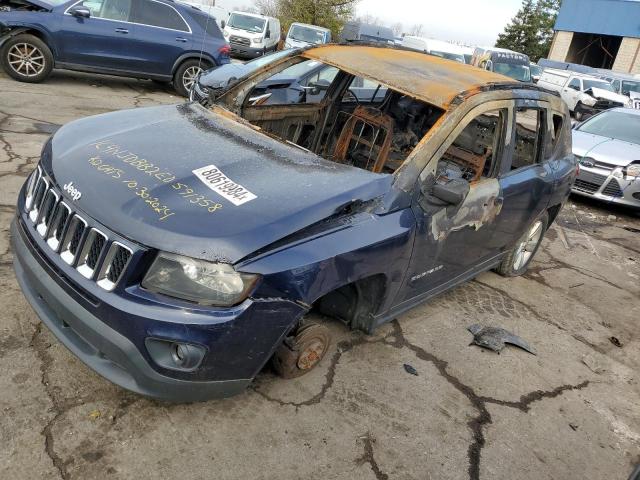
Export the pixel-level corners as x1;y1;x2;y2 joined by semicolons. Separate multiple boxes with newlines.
537;69;632;120
572;107;640;208
12;45;575;401
0;0;230;96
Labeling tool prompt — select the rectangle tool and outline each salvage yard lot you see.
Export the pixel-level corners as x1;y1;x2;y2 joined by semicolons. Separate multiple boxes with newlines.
1;69;639;480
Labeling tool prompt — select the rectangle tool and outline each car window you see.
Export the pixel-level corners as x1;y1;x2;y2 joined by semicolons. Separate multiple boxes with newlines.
79;0;131;21
343;76;388;104
130;0;189;31
612;80;621;92
568;78;581;90
578;110;640;144
435;109;506;183
512;108;544;170
583;80;614;92
246;60;338;106
622;80;640;96
550;113;564;152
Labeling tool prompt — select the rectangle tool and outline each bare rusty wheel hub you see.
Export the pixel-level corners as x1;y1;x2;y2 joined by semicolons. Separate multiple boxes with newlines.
297;339;326;370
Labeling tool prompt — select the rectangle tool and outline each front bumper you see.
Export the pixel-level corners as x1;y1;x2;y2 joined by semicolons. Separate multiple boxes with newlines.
12;204;306;401
229;43;264;58
571;166;640;208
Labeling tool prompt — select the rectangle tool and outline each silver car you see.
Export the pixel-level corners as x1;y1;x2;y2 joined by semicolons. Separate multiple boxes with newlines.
572;108;640;208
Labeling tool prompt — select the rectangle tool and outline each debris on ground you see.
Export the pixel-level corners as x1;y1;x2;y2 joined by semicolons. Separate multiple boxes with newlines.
581;354;606;374
88;410;102;420
403;364;419;376
609;336;623;348
467;324;536;355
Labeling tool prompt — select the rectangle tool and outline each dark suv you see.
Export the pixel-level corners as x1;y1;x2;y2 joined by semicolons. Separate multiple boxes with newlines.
0;0;230;96
12;45;575;401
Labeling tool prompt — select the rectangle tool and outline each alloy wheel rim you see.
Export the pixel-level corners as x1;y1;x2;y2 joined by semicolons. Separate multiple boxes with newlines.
513;220;543;270
7;43;45;77
183;66;202;91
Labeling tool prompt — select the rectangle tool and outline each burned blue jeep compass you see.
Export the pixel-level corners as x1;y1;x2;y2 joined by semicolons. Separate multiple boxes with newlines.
12;45;575;401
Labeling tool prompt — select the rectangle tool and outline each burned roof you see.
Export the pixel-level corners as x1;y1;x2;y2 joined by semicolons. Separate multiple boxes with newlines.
302;44;519;109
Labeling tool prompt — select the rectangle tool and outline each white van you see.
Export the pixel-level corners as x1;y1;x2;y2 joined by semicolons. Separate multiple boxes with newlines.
284;23;331;49
402;37;467;63
223;12;281;58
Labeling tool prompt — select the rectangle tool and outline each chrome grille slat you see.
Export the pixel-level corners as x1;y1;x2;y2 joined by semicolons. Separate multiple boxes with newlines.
36;189;59;237
46;201;71;251
77;228;107;279
28;177;48;222
25;173;133;290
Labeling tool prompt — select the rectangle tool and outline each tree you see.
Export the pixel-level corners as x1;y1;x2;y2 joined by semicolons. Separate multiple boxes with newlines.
391;22;404;37
262;0;360;38
495;0;561;61
410;24;424;36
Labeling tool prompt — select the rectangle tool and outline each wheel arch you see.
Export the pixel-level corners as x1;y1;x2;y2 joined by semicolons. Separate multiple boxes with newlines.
171;52;217;75
0;27;57;56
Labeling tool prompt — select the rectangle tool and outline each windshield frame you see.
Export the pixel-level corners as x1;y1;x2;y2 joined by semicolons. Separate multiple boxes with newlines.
227;13;267;34
577;110;640;145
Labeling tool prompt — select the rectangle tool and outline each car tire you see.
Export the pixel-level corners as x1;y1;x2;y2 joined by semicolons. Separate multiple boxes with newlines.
0;34;53;83
173;59;211;97
494;213;549;277
271;319;331;379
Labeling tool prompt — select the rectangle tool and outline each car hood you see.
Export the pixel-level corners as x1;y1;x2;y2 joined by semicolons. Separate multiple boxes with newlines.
572;130;640;167
199;63;247;89
588;87;630;105
46;104;391;264
2;0;53;9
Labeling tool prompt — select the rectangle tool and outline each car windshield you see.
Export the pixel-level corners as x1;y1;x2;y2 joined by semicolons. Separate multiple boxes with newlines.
289;25;325;44
622;80;640;96
269;59;324;81
578;110;640;144
530;65;542;76
583;80;614;92
228;13;266;33
493;63;531;82
430;51;465;63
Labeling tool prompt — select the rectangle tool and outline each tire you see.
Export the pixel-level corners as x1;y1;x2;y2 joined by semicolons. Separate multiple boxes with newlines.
271;320;331;379
495;213;549;277
173;59;211;97
0;34;53;83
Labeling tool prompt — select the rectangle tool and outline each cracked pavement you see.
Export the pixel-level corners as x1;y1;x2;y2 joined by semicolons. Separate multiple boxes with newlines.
1;69;639;480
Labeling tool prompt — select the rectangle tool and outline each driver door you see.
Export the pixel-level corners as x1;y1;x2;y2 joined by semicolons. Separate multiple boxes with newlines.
58;0;137;71
398;101;512;303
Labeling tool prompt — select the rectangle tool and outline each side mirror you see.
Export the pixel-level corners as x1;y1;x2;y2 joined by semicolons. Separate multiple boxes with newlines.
306;79;330;96
69;5;91;18
220;20;226;29
265;29;271;39
425;179;470;207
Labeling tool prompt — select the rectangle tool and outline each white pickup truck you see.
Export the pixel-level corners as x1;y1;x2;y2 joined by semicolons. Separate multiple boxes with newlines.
537;69;632;120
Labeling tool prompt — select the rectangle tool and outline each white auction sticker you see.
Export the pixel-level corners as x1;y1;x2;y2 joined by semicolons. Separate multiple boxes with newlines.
192;164;257;206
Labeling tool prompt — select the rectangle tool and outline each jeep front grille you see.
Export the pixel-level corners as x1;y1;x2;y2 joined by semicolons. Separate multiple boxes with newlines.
23;168;133;291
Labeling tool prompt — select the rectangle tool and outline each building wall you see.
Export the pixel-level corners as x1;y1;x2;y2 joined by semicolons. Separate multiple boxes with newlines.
548;31;573;62
555;0;640;39
612;37;640;74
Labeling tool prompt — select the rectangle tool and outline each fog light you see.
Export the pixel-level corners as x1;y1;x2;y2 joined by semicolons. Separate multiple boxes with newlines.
145;338;206;372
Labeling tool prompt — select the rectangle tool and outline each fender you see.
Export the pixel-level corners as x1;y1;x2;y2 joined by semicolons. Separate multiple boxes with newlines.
240;208;416;329
172;52;217;74
0;24;57;57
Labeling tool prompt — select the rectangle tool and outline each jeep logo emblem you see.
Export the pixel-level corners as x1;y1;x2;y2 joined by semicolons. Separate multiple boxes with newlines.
63;181;82;201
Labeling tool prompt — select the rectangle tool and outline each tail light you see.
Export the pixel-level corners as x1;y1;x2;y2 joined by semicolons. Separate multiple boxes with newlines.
219;45;230;56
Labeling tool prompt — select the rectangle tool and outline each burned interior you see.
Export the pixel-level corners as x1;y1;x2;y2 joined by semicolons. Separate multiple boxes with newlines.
216;55;445;174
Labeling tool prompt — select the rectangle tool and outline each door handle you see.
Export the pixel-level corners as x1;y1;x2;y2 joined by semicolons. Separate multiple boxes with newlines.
176;37;188;43
115;28;129;34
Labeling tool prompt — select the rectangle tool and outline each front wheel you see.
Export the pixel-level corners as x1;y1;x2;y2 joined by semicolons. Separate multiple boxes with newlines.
271;319;331;379
173;59;210;97
495;213;548;277
0;34;53;83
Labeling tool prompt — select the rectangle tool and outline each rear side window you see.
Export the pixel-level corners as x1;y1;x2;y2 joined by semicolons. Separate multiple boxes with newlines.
512;108;544;170
131;0;189;32
550;113;564;150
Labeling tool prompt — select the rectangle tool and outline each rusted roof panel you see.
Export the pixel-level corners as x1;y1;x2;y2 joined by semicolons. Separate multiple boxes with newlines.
302;45;519;109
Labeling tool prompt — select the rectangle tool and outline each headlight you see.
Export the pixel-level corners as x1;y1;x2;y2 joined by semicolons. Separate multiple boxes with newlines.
253;37;263;44
625;163;640;178
142;252;259;306
223;30;229;38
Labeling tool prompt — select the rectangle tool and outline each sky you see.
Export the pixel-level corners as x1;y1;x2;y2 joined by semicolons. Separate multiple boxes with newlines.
216;0;524;46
